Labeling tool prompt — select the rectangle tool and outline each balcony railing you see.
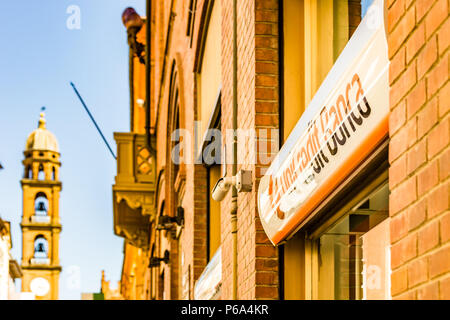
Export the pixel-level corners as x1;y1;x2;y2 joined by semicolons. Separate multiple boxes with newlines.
112;133;156;249
31;215;51;224
114;133;156;187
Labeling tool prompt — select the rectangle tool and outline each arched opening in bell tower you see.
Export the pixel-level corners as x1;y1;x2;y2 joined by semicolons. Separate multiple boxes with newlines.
38;164;45;180
32;192;51;224
35;193;49;216
33;235;49;261
24;165;32;179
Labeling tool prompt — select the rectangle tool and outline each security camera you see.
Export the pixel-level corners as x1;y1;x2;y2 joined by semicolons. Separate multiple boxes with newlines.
211;170;252;202
212;177;235;202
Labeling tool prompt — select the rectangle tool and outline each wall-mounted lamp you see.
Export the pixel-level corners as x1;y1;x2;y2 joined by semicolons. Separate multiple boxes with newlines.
122;7;146;64
212;170;252;202
149;250;170;268
155;207;184;231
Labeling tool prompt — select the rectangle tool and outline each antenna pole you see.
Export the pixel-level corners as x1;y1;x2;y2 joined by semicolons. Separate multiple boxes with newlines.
70;82;117;160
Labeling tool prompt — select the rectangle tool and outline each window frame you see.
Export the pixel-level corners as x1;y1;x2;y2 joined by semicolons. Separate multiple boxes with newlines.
279;0;365;300
203;96;222;262
309;180;390;300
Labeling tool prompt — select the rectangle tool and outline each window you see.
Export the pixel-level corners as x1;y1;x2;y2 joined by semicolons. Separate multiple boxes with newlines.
280;0;362;140
196;0;222;155
150;243;158;300
187;0;198;45
159;270;165;300
172;105;181;178
168;63;184;223
204;107;221;262
194;0;223;262
207;163;221;261
315;184;390;300
280;1;385;300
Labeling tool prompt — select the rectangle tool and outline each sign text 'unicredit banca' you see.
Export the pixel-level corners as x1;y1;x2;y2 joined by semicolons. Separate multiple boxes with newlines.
257;0;389;245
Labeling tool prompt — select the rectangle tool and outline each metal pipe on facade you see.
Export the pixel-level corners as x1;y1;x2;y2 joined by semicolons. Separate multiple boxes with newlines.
231;0;238;300
129;47;135;132
145;0;156;154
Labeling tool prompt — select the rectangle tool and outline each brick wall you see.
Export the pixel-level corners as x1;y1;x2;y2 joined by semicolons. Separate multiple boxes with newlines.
152;0;208;300
387;0;449;299
220;0;234;299
220;0;280;300
253;0;281;300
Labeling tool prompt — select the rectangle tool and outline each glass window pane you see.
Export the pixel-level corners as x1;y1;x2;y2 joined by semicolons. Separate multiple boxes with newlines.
362;217;391;299
317;183;390;300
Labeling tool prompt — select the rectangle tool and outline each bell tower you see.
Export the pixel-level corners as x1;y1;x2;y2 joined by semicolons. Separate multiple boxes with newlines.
20;112;62;300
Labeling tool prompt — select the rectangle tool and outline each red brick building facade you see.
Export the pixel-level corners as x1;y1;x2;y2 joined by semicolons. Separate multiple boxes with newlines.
113;0;449;300
387;0;449;299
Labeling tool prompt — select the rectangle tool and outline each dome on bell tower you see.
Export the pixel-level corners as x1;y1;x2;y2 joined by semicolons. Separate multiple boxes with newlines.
25;113;59;153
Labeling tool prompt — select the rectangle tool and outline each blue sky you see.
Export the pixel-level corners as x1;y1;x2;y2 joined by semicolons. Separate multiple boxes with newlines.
0;0;145;299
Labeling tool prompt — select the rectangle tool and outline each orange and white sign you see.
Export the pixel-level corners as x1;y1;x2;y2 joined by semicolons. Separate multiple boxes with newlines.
258;0;389;245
